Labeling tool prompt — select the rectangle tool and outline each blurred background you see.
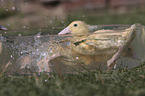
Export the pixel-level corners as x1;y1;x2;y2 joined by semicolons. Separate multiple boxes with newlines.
0;0;145;35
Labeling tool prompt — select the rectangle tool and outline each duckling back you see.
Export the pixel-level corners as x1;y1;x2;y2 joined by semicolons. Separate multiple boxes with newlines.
71;24;140;56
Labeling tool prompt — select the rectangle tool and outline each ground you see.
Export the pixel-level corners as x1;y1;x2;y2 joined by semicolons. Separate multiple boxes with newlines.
0;66;145;96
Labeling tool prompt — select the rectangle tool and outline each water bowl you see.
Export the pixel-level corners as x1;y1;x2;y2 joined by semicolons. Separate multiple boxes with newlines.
0;24;145;75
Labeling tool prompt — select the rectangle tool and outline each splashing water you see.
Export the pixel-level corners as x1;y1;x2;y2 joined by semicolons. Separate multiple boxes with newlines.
0;33;66;74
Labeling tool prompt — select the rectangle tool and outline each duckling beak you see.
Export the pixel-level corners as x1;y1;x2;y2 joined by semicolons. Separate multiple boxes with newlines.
58;27;71;35
1;26;7;30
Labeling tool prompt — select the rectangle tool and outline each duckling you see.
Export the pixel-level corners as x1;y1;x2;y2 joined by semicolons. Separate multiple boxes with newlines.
54;21;141;69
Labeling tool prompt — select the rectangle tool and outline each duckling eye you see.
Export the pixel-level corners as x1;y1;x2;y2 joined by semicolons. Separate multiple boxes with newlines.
73;24;77;27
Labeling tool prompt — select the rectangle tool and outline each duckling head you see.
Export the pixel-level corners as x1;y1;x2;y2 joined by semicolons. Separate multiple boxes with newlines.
58;21;89;36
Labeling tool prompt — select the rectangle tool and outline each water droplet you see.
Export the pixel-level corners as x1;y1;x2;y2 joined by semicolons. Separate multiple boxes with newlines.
37;36;41;38
12;7;15;10
6;9;8;11
45;79;47;82
23;26;26;28
114;64;117;69
18;8;20;11
18;34;22;36
61;21;64;23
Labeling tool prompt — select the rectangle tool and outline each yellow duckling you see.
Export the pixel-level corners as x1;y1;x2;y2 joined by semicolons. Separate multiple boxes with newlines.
56;21;141;69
